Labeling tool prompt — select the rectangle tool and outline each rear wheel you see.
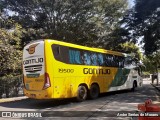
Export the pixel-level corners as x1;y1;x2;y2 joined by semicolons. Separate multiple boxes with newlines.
89;84;100;99
131;81;137;92
77;85;88;102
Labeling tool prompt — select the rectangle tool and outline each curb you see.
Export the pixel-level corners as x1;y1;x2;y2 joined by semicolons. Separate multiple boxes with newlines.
151;83;160;92
0;96;28;103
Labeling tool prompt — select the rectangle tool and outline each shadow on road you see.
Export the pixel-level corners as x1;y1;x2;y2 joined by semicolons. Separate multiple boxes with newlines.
0;90;129;110
99;84;159;103
0;98;79;109
0;84;158;110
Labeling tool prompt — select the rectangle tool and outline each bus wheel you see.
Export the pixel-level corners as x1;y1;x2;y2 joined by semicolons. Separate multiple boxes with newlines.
77;85;88;102
131;81;137;92
89;84;99;99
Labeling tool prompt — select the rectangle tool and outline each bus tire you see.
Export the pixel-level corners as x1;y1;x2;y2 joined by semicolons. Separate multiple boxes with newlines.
89;84;99;99
76;85;88;102
131;81;137;92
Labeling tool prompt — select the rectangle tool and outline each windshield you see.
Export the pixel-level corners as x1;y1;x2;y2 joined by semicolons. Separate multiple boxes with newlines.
124;56;137;69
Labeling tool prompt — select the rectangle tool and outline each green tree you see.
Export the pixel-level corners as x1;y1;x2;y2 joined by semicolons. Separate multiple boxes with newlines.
121;0;160;55
2;0;128;47
90;0;128;47
120;1;160;85
0;20;24;76
143;53;160;74
105;26;132;50
114;41;142;60
0;17;24;98
143;52;160;84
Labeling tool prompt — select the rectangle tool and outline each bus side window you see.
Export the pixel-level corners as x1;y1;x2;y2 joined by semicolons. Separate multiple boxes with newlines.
110;55;115;67
124;56;132;67
82;51;91;65
104;54;114;67
118;56;124;68
52;44;61;61
69;49;82;64
52;44;69;63
60;46;69;63
115;56;120;67
90;53;98;66
97;53;104;66
112;55;117;67
104;55;108;67
113;55;123;67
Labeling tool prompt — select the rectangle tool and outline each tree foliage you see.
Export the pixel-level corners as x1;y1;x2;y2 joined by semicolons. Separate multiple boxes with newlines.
0;19;24;76
0;0;132;98
122;0;160;55
134;0;160;24
143;51;160;75
106;26;132;50
2;0;128;47
116;41;142;60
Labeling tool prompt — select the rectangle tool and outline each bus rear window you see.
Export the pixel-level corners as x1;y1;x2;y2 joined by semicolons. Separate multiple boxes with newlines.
52;44;69;63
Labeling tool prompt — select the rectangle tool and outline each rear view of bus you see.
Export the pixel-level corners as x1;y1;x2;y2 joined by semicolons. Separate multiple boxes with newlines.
22;40;51;99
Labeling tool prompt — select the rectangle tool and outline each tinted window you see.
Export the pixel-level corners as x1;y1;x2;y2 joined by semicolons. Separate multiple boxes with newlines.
52;44;61;61
118;56;125;68
52;44;69;63
90;53;98;66
124;56;132;66
97;53;104;66
52;44;124;67
82;51;91;65
104;54;114;67
103;54;124;67
69;49;82;64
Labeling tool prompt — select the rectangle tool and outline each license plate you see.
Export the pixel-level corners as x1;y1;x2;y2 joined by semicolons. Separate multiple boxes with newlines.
30;94;36;98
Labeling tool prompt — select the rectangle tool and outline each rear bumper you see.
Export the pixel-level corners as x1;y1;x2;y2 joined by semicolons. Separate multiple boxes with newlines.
23;89;52;99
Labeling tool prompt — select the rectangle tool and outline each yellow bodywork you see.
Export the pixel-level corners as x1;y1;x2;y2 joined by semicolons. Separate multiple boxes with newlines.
23;39;123;99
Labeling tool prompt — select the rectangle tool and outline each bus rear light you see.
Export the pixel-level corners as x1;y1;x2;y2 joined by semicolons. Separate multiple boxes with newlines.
43;73;51;89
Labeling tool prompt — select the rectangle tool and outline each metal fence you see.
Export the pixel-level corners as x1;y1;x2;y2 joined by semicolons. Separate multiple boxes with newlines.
0;75;24;98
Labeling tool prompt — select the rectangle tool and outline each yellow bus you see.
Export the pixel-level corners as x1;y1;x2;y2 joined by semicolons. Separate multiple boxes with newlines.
22;39;142;101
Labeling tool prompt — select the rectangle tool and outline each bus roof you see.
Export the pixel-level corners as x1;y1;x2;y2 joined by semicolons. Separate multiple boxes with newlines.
25;39;44;46
24;39;125;56
45;39;125;56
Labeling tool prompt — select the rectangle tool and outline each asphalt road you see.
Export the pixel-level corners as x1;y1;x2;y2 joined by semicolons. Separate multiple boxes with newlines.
0;80;159;120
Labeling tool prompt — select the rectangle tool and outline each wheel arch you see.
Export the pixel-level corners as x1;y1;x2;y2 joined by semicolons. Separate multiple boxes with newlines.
78;83;89;91
133;80;137;87
90;82;100;90
76;83;89;102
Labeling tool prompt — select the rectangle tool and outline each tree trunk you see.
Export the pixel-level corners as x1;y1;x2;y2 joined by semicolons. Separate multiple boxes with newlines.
156;66;159;85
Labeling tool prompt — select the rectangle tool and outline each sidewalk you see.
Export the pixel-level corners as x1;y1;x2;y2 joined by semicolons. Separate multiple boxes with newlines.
0;96;28;103
151;83;160;92
143;78;160;92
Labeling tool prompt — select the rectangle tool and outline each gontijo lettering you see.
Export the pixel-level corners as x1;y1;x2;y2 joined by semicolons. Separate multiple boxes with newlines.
83;68;110;74
23;58;43;65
